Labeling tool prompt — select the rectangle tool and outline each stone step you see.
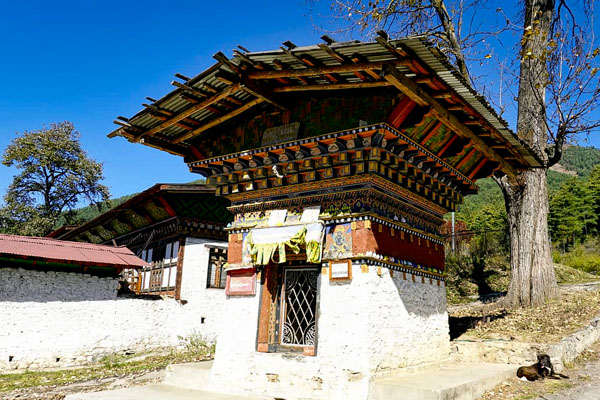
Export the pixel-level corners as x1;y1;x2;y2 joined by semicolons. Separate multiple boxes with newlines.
163;361;213;390
64;383;269;400
370;363;517;400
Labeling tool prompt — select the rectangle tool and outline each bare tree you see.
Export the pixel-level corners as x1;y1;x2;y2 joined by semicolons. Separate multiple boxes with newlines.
313;0;600;306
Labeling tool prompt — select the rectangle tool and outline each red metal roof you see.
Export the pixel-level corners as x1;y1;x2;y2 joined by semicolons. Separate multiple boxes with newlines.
0;234;148;269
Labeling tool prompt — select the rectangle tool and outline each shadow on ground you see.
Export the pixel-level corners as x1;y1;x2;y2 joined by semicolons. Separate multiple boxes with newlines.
449;311;508;340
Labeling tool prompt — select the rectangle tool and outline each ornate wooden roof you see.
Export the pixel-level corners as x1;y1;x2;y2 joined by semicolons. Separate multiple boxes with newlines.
51;184;231;245
108;34;541;182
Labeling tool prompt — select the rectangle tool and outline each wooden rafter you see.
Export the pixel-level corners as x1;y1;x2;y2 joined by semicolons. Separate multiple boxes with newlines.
240;79;287;110
273;81;391;92
455;148;477;171
298;54;339;83
133;83;241;142
467;158;488;180
156;196;177;217
437;135;457;157
247;60;410;80
317;43;369;82
381;64;517;178
173;98;264;144
171;80;208;99
420;122;443;145
273;59;304;84
115;126;187;157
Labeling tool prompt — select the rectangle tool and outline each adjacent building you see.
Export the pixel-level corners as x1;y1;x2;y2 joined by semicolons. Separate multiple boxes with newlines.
50;183;232;339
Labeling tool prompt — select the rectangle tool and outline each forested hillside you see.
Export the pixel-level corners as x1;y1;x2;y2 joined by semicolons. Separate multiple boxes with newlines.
446;146;600;302
561;146;600;178
455;145;600;235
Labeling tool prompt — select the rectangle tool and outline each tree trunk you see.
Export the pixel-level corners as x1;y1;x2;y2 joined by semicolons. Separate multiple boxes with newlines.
498;0;559;307
500;169;559;307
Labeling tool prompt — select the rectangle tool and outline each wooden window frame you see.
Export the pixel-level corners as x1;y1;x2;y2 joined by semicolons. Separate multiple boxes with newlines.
135;237;180;295
256;263;319;356
206;246;227;289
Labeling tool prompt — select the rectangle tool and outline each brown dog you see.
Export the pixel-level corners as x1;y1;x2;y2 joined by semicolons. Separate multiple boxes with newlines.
517;354;569;381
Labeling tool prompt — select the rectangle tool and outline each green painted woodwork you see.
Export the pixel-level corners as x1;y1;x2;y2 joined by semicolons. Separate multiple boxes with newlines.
144;201;171;221
424;125;451;153
95;225;115;241
404;115;438;142
163;193;232;222
459;150;483;174
82;231;103;244
109;218;132;236
123;210;148;229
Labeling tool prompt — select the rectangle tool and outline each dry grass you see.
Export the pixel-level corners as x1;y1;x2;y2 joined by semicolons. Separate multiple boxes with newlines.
450;287;600;343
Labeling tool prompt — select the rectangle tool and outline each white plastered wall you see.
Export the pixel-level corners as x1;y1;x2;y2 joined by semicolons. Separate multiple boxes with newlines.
178;237;228;341
209;264;449;400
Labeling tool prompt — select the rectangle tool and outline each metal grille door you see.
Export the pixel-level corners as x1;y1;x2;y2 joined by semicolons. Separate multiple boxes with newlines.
281;268;318;346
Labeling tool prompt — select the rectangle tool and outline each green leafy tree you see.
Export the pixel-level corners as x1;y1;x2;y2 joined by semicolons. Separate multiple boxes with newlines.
586;165;600;232
0;122;110;236
548;177;596;248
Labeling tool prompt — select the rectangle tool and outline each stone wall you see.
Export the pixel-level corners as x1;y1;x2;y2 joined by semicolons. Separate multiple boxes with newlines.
0;237;227;371
0;267;118;302
209;265;449;400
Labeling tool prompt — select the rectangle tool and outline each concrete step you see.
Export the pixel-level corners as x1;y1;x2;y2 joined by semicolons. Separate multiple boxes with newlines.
163;361;213;390
371;362;517;400
64;383;271;400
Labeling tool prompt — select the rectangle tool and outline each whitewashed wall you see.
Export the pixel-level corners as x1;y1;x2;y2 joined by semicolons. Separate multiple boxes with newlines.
0;237;227;372
209;265;449;400
179;237;228;340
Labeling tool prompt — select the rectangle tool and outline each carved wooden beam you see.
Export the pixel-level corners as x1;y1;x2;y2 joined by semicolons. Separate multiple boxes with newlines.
381;64;517;178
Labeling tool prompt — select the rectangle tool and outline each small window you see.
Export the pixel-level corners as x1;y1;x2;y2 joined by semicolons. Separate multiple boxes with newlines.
207;247;227;289
280;268;318;347
256;265;319;355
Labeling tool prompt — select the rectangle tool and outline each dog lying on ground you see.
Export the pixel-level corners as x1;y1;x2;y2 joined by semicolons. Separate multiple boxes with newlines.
517;354;570;381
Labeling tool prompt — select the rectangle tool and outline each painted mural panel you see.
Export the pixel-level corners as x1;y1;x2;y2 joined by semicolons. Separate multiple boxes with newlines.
323;223;352;260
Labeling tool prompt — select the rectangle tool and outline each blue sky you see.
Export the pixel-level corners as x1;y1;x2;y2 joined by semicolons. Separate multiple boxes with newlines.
0;1;598;204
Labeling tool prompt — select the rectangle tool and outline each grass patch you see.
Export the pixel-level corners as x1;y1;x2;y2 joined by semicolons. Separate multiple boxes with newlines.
0;335;214;393
555;263;600;285
554;238;600;275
